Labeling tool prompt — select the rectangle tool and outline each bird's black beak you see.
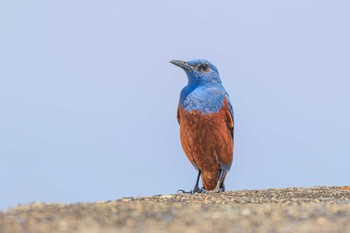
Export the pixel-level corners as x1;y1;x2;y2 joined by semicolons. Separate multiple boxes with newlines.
170;60;193;71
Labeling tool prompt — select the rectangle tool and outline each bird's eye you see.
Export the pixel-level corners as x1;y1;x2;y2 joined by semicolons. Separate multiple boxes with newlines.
198;64;209;72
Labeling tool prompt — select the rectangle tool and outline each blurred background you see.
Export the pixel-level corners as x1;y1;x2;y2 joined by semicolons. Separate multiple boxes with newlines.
1;0;349;210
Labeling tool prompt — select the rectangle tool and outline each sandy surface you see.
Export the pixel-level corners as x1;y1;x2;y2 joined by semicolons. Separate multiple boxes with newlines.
1;186;350;233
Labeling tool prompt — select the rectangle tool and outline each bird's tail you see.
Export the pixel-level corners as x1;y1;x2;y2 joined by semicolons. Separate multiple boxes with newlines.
201;170;227;191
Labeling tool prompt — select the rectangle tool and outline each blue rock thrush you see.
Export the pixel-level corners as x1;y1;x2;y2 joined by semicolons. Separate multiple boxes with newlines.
170;59;234;193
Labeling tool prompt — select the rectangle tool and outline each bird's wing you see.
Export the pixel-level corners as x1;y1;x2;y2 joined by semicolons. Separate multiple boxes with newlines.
225;94;234;139
213;95;234;172
177;106;180;124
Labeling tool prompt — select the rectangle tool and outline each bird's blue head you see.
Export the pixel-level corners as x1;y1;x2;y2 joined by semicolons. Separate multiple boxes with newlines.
170;59;221;86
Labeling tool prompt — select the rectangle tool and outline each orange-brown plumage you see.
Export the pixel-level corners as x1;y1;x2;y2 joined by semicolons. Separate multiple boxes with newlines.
177;97;234;190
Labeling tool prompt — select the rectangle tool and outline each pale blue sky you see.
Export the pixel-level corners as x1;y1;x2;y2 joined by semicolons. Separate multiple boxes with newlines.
1;0;349;210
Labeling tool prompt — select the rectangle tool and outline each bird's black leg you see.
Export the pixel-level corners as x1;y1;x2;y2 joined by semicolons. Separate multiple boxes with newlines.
192;170;202;193
214;168;225;192
177;170;203;194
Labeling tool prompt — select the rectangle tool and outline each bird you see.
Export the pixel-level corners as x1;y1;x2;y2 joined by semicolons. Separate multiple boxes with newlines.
170;59;234;193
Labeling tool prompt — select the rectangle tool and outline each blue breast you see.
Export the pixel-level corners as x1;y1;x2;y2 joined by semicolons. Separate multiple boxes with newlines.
179;83;228;113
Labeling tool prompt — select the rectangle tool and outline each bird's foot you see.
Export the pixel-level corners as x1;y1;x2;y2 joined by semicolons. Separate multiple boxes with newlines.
177;189;192;194
213;186;225;193
217;187;225;193
199;187;206;193
177;187;206;194
193;186;204;193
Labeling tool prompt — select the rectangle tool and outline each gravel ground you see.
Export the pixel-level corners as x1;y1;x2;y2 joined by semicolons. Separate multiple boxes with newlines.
1;186;350;233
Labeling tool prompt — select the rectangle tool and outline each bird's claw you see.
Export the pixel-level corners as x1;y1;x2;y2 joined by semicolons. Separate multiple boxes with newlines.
213;187;225;193
177;189;192;194
177;187;206;194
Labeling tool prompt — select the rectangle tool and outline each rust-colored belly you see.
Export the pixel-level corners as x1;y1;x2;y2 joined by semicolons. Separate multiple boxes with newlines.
178;100;233;190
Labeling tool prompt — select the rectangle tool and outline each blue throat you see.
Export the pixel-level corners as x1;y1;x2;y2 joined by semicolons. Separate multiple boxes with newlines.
180;82;227;113
178;59;228;113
